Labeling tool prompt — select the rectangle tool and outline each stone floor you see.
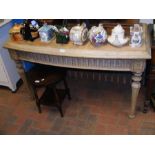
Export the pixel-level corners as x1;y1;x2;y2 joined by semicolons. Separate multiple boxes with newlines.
0;78;155;135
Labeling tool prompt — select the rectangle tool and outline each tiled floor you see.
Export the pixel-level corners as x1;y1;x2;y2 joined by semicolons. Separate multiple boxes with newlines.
0;78;155;135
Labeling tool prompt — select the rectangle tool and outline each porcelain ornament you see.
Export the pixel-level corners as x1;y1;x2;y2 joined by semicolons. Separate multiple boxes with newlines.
70;23;88;45
108;24;129;47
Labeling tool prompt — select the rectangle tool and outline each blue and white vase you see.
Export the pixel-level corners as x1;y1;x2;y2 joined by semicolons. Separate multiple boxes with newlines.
130;24;143;48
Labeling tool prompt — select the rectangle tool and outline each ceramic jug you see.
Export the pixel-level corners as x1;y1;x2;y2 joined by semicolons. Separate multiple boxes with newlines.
130;24;143;47
69;23;88;45
89;24;107;46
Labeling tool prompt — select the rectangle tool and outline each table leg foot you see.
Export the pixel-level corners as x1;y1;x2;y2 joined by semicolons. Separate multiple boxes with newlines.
128;114;136;119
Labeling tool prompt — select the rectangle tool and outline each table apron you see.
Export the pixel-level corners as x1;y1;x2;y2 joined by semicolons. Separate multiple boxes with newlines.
15;51;146;72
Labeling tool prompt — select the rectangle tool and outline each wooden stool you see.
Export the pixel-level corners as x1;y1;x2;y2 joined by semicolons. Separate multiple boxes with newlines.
25;64;71;117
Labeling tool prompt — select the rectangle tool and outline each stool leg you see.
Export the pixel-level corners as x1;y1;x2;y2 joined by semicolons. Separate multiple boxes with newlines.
33;87;42;113
36;99;42;113
63;78;71;100
53;87;64;117
58;106;64;117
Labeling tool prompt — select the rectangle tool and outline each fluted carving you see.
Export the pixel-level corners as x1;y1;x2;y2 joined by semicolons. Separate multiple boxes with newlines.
17;51;147;72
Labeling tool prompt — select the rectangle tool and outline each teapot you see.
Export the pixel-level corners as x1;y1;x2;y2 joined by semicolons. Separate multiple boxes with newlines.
69;23;88;45
89;24;107;46
55;26;69;44
130;24;143;47
20;20;40;41
38;24;54;42
107;24;129;47
9;24;24;41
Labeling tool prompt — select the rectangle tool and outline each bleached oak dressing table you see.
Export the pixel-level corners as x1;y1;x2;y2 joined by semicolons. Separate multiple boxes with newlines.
4;24;151;118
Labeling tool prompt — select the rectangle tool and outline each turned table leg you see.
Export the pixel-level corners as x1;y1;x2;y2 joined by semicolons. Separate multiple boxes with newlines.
8;49;35;99
16;60;35;99
129;72;142;119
